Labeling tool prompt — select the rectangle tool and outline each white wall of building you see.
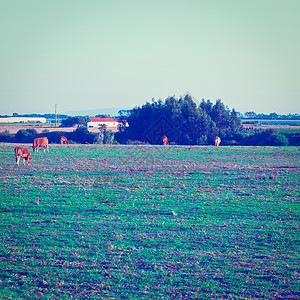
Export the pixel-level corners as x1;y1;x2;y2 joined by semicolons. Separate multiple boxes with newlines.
87;121;118;128
0;117;47;123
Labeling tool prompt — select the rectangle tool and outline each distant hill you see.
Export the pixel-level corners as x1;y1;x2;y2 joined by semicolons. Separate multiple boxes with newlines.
63;107;132;117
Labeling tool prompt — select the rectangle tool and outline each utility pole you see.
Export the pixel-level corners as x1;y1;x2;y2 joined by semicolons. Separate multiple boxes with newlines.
55;104;57;128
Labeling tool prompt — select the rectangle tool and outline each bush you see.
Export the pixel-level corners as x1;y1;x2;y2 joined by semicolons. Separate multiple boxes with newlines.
15;129;31;139
266;132;289;146
26;128;38;135
15;128;38;139
0;130;12;142
242;129;289;146
282;132;300;146
0;130;10;136
70;126;95;144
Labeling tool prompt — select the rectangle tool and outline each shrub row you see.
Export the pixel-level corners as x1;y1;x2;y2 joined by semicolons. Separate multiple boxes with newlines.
0;127;298;146
0;126;115;145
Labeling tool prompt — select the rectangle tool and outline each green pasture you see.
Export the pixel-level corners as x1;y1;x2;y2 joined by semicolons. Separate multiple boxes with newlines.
0;144;299;299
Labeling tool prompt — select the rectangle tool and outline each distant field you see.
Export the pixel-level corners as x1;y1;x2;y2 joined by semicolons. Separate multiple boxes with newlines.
0;123;118;134
242;119;300;128
0;144;299;299
242;124;300;130
1;122;300;135
0;123;74;134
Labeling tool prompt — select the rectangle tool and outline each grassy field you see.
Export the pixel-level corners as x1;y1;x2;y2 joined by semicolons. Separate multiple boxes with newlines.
0;143;299;299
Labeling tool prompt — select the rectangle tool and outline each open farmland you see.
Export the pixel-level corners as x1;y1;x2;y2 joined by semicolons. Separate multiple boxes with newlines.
0;144;299;299
0;123;75;134
0;123;118;134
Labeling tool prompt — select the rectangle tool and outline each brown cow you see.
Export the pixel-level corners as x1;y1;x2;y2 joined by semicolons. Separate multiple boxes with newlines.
163;135;169;145
215;136;221;146
33;137;49;152
60;136;69;144
15;146;33;166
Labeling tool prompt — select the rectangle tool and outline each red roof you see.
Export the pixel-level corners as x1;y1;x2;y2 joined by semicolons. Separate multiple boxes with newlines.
89;118;116;122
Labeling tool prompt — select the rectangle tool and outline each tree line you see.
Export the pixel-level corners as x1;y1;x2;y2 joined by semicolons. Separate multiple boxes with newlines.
0;113;69;119
242;111;300;120
114;96;298;146
1;96;299;146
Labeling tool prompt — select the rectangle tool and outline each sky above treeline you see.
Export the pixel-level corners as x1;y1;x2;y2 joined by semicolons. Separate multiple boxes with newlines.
0;0;299;115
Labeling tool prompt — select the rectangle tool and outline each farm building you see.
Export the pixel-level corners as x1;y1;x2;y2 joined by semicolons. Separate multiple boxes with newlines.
0;117;46;123
87;118;128;131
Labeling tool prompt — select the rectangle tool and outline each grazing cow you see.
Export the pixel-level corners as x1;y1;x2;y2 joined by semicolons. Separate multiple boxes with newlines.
60;136;69;144
33;137;49;152
215;136;221;146
15;146;33;166
163;135;169;145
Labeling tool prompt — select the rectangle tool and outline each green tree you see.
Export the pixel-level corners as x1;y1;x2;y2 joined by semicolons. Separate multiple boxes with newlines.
210;99;230;133
115;96;241;145
15;129;37;139
94;124;106;144
15;129;30;139
95;114;110;118
200;99;213;115
104;130;115;144
71;126;95;143
227;108;242;136
60;117;86;127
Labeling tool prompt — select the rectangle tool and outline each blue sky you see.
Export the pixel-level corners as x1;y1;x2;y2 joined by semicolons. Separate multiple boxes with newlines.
0;0;299;115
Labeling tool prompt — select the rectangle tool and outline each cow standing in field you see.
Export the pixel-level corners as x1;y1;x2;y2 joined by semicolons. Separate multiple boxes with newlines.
215;136;221;146
33;137;49;152
60;136;69;144
163;135;169;145
15;146;33;166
